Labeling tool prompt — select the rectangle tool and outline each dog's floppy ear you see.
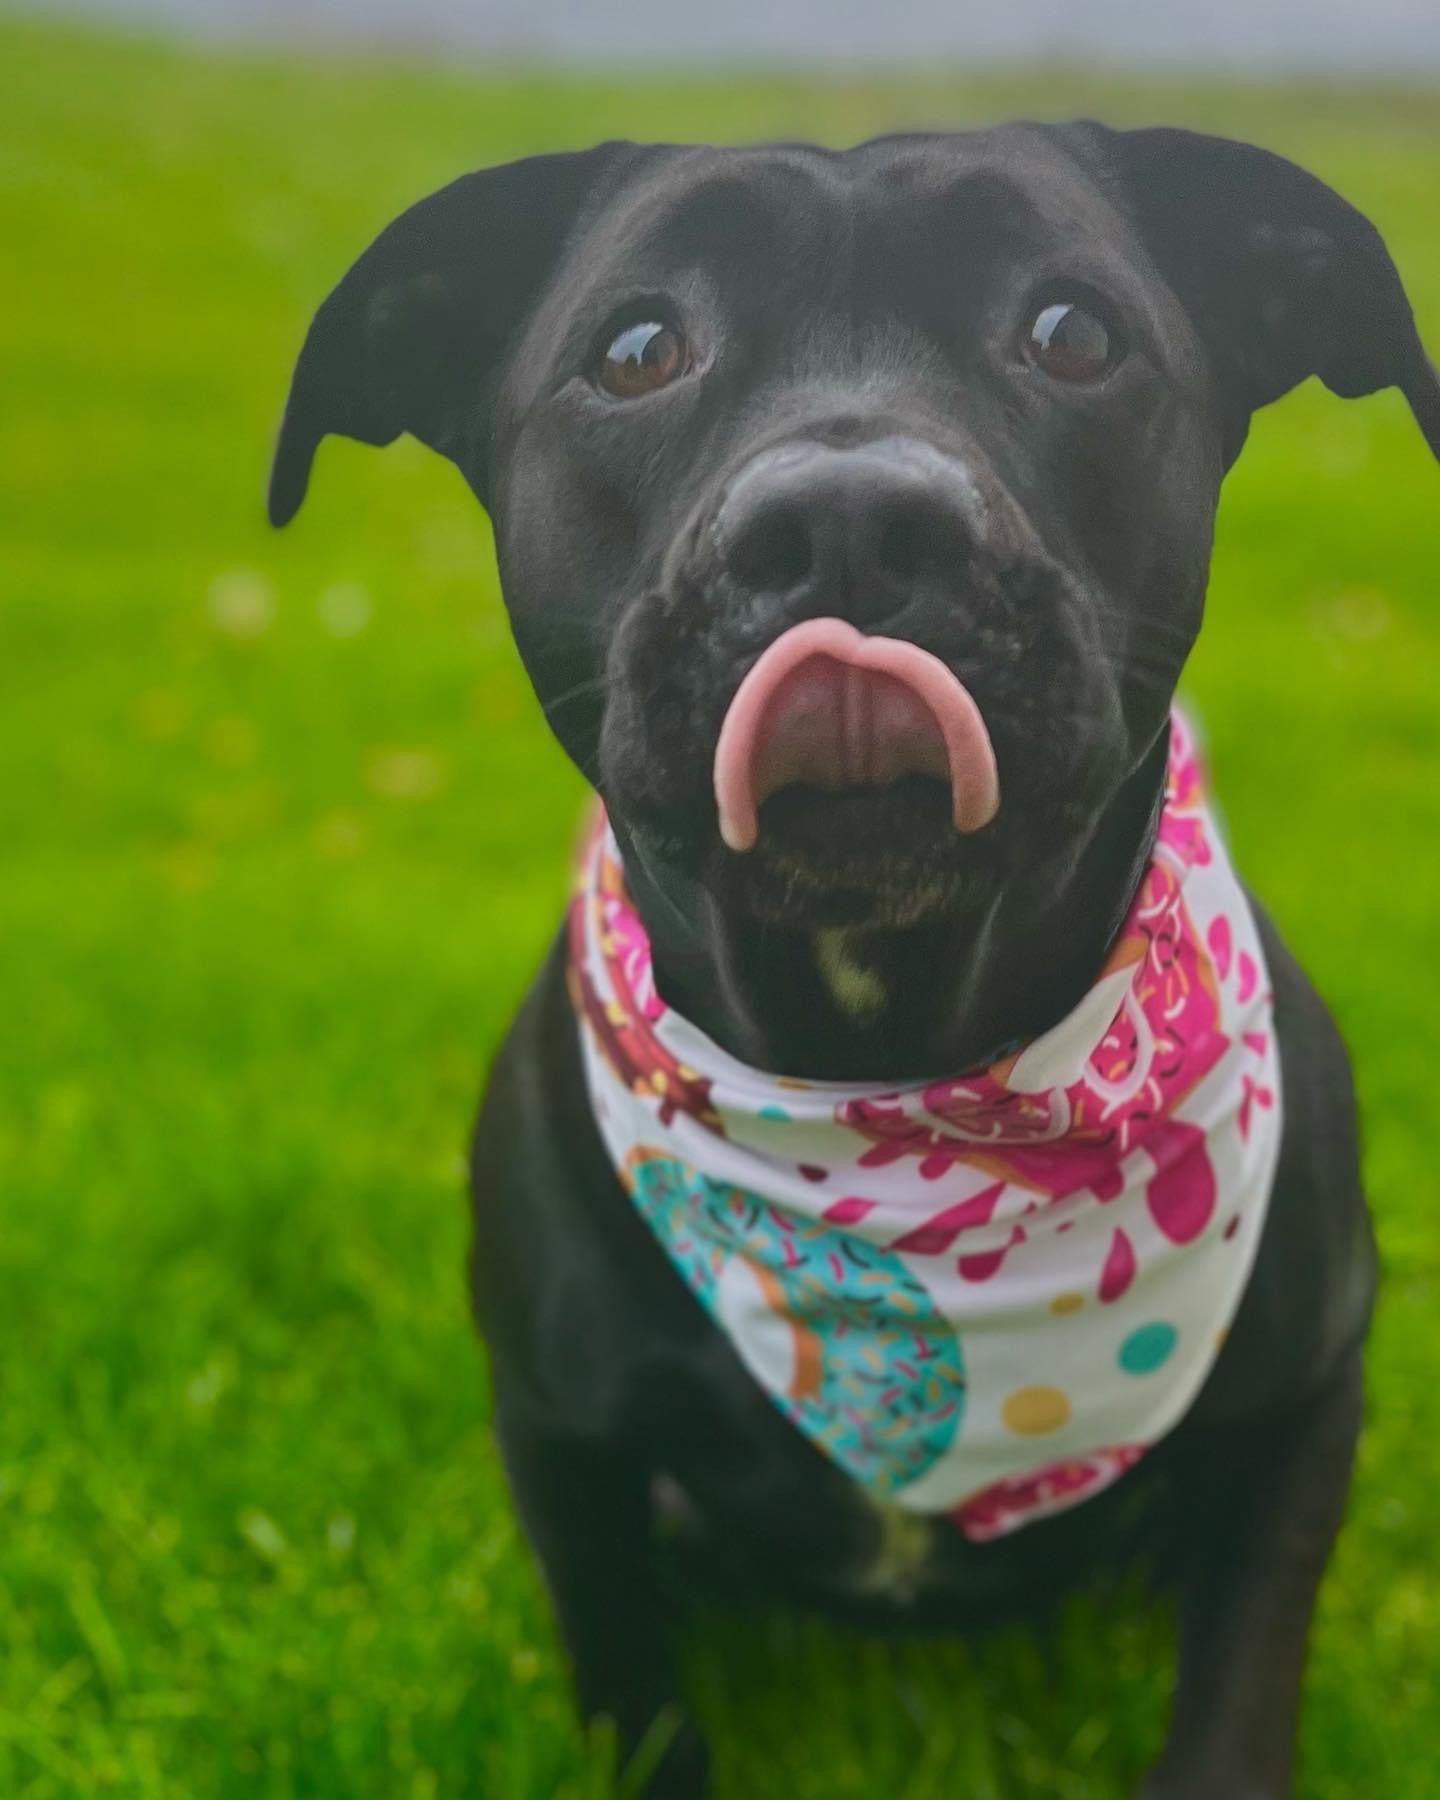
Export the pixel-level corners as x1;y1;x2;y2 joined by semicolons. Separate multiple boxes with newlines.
268;142;647;526
1102;126;1440;466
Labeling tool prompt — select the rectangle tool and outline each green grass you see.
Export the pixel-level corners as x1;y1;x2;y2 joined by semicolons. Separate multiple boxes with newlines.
2;12;1438;1796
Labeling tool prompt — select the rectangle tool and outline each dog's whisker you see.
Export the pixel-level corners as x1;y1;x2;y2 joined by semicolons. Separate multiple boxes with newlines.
541;675;616;719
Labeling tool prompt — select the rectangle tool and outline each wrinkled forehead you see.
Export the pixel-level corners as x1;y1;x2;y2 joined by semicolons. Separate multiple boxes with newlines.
510;129;1153;399
596;128;1120;269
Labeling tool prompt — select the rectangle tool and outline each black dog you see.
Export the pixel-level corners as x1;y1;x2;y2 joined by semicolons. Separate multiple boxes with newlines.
271;124;1439;1798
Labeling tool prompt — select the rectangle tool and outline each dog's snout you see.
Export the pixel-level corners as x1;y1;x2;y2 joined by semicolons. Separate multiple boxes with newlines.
716;438;981;625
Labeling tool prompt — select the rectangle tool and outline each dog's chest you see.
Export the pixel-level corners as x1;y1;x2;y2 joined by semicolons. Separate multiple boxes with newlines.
658;1403;1160;1624
849;1499;945;1602
574;740;1283;1529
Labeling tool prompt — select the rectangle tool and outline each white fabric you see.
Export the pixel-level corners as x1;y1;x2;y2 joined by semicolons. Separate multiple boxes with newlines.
568;714;1282;1538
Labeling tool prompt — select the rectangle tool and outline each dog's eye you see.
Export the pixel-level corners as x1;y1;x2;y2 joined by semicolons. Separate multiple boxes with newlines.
1022;299;1117;383
596;321;688;398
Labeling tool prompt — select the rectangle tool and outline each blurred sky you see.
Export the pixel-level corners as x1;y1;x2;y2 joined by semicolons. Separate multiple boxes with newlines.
31;0;1440;68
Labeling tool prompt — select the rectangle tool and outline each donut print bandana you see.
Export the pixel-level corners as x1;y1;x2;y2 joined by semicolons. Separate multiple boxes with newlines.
567;713;1282;1540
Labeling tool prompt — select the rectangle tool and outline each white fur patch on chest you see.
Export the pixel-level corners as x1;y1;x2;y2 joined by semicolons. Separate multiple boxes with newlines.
813;928;886;1019
572;712;1283;1540
850;1500;940;1602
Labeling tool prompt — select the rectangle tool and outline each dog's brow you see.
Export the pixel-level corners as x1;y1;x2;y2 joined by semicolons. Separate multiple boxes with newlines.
632;155;837;252
868;159;1049;252
623;153;1047;273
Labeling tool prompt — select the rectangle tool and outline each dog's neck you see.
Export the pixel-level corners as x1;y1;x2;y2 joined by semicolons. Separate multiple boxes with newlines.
612;734;1169;1084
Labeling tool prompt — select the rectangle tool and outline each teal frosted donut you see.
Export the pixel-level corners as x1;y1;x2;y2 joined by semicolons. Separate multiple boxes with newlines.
626;1150;965;1496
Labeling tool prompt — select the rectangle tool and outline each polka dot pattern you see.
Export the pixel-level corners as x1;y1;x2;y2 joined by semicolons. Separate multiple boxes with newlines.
570;706;1283;1541
1119;1322;1179;1376
1002;1386;1072;1437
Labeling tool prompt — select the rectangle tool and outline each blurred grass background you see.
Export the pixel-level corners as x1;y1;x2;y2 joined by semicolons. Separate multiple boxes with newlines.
2;12;1438;1796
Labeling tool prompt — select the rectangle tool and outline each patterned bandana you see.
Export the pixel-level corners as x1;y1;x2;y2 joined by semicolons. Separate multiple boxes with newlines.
568;714;1282;1540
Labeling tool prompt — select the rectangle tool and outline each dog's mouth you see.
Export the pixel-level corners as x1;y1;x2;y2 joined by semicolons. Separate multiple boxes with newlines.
713;618;1000;855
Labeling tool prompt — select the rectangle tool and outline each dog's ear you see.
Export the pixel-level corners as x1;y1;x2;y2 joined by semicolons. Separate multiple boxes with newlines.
1101;126;1440;466
268;142;648;526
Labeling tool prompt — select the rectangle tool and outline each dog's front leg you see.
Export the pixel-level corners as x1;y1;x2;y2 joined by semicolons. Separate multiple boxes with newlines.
495;1390;709;1799
1139;1353;1364;1800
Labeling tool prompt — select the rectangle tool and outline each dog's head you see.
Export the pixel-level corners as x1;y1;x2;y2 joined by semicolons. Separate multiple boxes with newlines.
272;126;1437;933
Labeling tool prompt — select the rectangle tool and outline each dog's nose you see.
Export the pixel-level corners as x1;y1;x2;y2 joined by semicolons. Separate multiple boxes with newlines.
716;437;979;624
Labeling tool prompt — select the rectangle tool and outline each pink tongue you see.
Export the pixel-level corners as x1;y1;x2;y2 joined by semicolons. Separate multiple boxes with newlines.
713;617;1000;853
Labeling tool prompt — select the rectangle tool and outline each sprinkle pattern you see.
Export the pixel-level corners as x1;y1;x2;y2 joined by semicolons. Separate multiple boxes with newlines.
570;711;1283;1540
625;1150;966;1493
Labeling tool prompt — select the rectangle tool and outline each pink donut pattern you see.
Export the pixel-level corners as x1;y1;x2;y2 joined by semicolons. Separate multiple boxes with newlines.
837;714;1260;1278
569;711;1283;1539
